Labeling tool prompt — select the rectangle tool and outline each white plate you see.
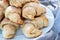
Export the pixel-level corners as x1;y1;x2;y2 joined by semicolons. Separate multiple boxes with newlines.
0;4;54;40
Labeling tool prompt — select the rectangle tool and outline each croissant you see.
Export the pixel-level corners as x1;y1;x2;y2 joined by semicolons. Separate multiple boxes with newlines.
22;2;46;20
0;18;19;38
9;0;39;7
31;15;48;29
5;6;23;24
21;23;42;38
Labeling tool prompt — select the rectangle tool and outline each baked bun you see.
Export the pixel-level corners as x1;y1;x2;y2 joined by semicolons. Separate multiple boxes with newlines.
22;2;46;20
0;18;19;38
5;6;23;24
32;15;48;29
21;23;42;38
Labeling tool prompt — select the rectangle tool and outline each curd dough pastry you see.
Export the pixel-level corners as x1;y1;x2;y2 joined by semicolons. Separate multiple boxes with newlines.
9;0;39;7
31;15;48;29
0;18;19;38
21;23;42;38
5;6;23;24
22;2;46;20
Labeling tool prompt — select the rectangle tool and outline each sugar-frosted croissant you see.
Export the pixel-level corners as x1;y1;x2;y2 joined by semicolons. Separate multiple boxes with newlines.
9;0;39;7
22;2;46;20
21;23;42;38
5;6;23;24
31;15;48;29
0;18;19;38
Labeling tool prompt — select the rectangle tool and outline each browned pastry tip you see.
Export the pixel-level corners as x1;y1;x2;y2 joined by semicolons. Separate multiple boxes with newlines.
17;20;24;25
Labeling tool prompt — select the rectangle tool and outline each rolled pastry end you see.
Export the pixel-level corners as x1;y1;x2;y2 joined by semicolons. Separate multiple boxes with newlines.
2;24;16;38
17;20;24;24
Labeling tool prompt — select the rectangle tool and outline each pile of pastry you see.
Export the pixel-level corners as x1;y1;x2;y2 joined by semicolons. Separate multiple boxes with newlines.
0;0;48;39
